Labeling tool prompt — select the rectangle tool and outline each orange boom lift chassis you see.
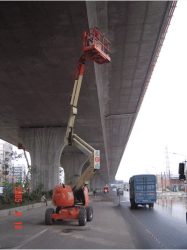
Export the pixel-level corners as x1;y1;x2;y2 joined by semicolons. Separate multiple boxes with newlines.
45;28;111;226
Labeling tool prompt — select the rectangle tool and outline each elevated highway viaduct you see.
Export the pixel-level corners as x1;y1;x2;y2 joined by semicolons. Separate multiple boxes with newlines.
0;1;176;190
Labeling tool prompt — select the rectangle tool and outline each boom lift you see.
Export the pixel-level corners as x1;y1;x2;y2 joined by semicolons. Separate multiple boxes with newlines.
45;28;111;226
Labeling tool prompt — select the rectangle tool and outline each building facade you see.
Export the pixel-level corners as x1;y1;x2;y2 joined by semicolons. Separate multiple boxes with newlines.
156;174;187;192
0;140;13;184
13;164;27;183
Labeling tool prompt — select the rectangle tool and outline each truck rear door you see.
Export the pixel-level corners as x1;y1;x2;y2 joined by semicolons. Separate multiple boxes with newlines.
134;176;145;203
145;176;157;203
134;176;157;204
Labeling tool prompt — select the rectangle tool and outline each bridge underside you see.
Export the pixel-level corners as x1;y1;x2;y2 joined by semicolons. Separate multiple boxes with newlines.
0;1;175;188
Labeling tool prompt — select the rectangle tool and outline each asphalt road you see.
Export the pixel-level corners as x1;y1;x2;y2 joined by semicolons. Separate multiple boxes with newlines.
0;191;187;249
119;192;187;249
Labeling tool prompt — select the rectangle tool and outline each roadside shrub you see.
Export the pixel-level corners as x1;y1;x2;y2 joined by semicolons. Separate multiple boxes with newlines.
29;192;40;201
48;189;53;198
41;190;47;195
22;192;30;202
0;196;4;203
40;189;53;200
44;189;53;199
0;196;6;205
8;193;15;202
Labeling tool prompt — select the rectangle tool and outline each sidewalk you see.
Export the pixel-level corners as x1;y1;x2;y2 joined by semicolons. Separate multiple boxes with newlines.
157;191;187;198
0;200;52;218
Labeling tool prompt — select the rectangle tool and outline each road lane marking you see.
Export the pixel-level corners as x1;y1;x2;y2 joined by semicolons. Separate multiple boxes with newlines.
129;210;166;249
13;228;48;249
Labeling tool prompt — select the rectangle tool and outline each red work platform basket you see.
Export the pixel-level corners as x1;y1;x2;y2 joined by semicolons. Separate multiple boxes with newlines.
83;28;111;65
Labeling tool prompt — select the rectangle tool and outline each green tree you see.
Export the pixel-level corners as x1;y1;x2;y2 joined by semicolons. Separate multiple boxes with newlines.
30;165;44;193
2;163;9;180
2;180;22;203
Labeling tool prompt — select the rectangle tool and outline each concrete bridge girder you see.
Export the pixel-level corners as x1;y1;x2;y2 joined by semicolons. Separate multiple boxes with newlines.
61;152;88;187
0;1;175;189
18;127;66;191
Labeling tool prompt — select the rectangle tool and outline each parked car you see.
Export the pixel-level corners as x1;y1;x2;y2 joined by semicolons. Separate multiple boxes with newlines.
117;188;123;195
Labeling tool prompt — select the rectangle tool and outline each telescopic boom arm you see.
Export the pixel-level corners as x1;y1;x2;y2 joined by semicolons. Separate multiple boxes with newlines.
64;28;111;190
64;55;86;146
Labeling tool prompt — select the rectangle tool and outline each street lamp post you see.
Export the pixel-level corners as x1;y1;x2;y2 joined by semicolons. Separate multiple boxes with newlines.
173;152;186;161
161;171;163;193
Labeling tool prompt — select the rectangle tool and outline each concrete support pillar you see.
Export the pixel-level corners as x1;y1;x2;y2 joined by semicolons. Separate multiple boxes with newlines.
19;127;66;191
90;173;106;190
61;153;88;187
90;174;97;191
96;176;103;190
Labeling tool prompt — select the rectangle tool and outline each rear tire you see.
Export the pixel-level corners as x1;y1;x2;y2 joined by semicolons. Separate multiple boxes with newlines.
86;206;93;222
45;208;55;225
78;208;87;226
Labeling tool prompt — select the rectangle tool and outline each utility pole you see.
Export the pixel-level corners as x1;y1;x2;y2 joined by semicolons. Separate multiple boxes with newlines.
165;146;170;179
164;171;166;191
161;172;163;192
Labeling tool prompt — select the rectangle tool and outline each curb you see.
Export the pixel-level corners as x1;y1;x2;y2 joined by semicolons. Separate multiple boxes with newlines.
0;200;52;218
0;192;97;219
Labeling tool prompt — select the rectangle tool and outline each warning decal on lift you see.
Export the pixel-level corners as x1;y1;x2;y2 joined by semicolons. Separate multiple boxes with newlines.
95;157;100;162
94;150;100;170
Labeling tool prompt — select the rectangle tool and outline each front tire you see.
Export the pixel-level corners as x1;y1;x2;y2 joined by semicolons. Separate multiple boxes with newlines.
78;208;87;226
45;208;55;225
86;206;93;222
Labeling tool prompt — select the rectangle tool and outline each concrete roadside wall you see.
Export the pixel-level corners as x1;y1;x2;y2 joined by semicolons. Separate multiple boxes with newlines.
0;200;52;218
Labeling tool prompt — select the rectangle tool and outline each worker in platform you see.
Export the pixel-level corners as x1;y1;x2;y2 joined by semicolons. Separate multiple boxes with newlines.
87;27;100;48
94;27;102;50
94;27;100;39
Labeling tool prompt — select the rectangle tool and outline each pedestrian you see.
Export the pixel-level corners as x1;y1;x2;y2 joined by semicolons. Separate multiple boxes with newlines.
93;189;97;196
41;193;48;206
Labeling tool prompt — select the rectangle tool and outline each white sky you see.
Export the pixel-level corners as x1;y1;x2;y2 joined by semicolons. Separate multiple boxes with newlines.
116;0;187;182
